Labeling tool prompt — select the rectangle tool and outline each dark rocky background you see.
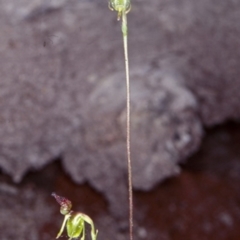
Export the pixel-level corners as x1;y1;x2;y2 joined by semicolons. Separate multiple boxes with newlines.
0;0;240;239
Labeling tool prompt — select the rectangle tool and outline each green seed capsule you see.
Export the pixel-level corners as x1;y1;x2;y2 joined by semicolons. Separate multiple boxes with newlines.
109;0;131;20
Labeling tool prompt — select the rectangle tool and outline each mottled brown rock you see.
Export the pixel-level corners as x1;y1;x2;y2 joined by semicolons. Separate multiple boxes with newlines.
0;0;239;215
63;69;202;216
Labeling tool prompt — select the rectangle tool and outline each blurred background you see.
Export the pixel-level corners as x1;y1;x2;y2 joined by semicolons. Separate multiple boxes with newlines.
0;0;240;239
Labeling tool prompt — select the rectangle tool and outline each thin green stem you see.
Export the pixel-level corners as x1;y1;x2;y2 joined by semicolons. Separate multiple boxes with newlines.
108;2;133;239
122;11;133;240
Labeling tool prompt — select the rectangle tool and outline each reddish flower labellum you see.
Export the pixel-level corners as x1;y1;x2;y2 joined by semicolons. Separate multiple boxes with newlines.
52;192;72;215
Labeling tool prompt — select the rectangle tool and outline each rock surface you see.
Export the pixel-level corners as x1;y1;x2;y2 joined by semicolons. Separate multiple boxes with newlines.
1;123;240;240
0;0;239;215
